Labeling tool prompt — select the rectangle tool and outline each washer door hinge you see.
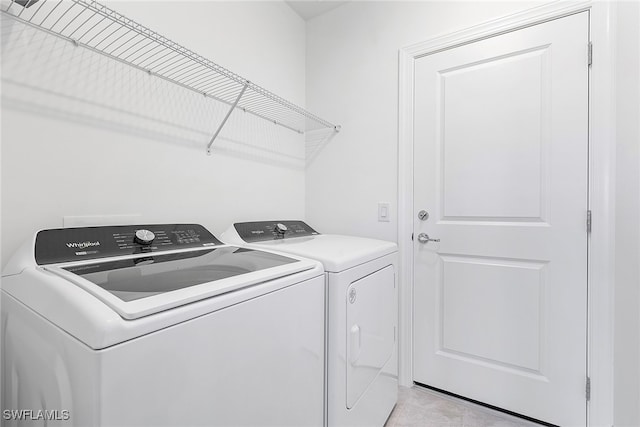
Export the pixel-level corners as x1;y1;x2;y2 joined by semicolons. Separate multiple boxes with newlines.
587;210;592;233
588;42;593;67
586;376;591;401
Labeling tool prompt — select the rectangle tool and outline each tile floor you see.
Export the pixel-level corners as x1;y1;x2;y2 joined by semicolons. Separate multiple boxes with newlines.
384;386;543;427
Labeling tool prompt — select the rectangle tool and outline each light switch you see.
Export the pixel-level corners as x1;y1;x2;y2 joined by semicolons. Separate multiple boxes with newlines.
378;203;390;222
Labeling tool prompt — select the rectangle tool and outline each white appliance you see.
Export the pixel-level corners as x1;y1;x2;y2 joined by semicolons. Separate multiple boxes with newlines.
1;223;325;427
221;221;398;427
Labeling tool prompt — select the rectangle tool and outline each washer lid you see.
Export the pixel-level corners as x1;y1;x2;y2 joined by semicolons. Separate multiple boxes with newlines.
45;246;313;319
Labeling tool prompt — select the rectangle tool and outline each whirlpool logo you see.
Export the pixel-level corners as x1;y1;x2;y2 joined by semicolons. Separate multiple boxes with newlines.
66;241;100;249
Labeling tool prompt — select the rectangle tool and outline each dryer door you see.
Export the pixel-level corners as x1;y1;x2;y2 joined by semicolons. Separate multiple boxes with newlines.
346;265;395;409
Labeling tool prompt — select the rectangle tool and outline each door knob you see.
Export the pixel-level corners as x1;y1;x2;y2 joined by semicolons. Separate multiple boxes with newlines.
417;233;440;244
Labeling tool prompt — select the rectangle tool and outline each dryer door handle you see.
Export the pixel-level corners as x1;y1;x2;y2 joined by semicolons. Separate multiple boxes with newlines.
349;324;361;365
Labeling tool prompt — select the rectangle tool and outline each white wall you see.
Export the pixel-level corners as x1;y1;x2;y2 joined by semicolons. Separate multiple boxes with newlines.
1;1;306;267
305;1;543;240
614;1;640;425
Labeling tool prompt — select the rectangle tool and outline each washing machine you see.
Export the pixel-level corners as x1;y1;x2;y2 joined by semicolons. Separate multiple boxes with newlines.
221;220;398;427
1;223;325;427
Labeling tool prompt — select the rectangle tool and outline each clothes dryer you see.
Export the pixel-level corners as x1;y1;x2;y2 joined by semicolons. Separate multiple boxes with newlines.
221;220;398;427
1;223;325;426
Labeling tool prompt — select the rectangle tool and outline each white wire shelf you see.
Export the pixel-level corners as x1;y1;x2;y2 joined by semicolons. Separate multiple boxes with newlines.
1;0;340;154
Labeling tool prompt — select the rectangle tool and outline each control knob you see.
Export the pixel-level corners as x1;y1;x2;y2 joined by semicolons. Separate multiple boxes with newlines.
274;223;288;235
134;229;156;245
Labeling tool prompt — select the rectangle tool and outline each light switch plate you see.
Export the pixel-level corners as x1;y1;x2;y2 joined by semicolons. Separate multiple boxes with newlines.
378;203;390;222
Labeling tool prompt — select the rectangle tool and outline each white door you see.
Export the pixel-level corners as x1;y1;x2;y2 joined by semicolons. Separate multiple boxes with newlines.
413;12;589;426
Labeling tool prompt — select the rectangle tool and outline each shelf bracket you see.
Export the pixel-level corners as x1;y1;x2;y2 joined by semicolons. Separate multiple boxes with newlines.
206;81;249;155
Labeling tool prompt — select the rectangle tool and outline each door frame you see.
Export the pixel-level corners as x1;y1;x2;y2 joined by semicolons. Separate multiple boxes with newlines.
397;2;616;426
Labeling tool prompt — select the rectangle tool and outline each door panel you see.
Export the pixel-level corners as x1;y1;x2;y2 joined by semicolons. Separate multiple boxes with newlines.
440;255;545;373
441;47;549;221
413;12;588;426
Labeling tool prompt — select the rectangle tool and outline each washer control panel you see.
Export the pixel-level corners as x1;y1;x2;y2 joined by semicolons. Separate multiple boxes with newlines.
35;224;222;265
234;221;319;243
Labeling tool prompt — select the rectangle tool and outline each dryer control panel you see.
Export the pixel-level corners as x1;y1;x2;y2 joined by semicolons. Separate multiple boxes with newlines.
35;224;222;265
234;221;319;243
